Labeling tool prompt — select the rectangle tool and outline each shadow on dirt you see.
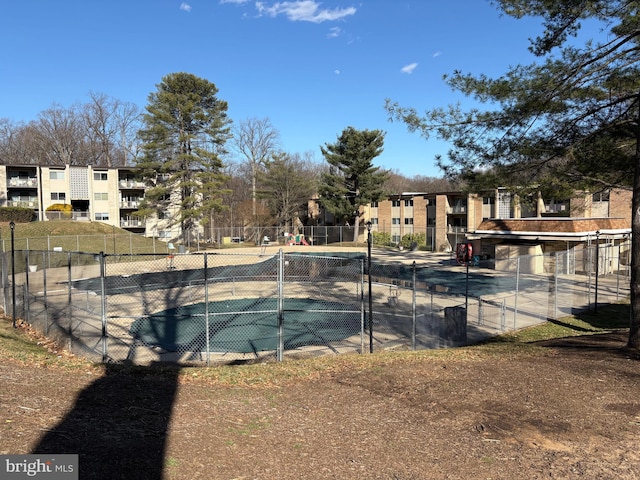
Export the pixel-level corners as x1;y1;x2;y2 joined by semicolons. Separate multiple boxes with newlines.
534;331;640;360
32;363;179;480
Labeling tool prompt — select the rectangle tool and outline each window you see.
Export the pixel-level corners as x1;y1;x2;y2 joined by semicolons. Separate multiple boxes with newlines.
94;192;108;201
95;213;109;221
50;170;65;180
159;230;172;238
51;192;66;201
370;201;378;208
592;191;610;202
93;171;108;181
483;196;495;205
391;235;401;244
370;218;379;225
404;199;413;207
392;217;401;225
404;218;414;225
391;200;401;207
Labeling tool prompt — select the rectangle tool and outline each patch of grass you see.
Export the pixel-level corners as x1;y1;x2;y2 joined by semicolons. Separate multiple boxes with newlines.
0;316;95;370
470;302;630;356
0;220;161;254
0;300;632;386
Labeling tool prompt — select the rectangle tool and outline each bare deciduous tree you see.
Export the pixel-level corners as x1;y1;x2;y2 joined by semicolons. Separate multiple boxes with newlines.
232;117;280;216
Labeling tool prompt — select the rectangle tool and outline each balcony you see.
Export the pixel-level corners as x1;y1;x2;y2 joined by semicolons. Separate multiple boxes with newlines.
8;178;37;188
120;200;141;209
447;225;468;234
121;218;146;228
119;179;146;189
7;200;37;208
447;205;466;214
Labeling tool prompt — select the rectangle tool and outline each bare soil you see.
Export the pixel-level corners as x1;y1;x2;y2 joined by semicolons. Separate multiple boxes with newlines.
1;327;639;480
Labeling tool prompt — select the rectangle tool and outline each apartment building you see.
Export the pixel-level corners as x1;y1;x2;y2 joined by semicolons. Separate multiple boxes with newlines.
362;187;632;253
0;164;181;241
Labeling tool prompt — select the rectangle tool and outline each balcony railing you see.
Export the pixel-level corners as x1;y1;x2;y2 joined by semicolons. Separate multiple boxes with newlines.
446;205;466;214
45;211;90;221
120;201;141;209
7;200;37;208
121;219;146;228
119;180;146;189
8;178;37;187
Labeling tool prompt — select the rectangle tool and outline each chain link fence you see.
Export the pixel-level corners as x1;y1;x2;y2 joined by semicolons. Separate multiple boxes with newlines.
0;242;630;366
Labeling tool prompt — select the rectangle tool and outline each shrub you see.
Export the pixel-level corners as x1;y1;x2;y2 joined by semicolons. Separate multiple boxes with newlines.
46;203;72;220
0;207;36;223
400;232;426;250
372;231;391;247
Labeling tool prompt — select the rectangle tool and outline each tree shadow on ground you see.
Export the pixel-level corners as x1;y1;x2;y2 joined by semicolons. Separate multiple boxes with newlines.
536;302;637;361
32;363;179;480
533;330;640;361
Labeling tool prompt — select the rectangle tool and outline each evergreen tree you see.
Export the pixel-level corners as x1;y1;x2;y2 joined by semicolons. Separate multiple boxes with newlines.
319;127;388;242
136;72;231;243
386;1;640;348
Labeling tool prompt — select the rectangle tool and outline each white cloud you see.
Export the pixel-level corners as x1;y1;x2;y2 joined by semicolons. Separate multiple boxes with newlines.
432;51;442;58
327;26;341;38
334;69;340;75
256;1;356;23
400;62;418;74
180;2;192;12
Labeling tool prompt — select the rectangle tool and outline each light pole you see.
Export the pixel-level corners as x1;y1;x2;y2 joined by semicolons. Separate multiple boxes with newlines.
366;221;373;353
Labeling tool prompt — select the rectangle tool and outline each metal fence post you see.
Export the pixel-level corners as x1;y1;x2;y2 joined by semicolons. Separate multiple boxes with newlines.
43;250;49;335
1;252;8;317
360;259;365;354
99;252;108;362
277;248;284;362
10;221;16;328
594;231;600;312
24;250;30;322
67;251;72;351
554;251;558;320
617;241;621;300
412;261;416;350
514;257;520;330
204;253;210;367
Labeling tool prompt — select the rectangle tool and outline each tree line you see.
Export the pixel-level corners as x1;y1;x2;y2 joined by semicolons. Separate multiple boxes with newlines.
0;75;454;244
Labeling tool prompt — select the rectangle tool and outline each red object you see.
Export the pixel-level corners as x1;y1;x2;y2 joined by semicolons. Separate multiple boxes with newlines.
456;243;472;264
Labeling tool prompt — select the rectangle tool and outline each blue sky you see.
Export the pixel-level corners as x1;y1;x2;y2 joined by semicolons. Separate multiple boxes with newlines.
0;1;587;177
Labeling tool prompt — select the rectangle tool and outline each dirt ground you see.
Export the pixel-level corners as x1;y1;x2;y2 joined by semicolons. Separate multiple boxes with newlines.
1;326;639;480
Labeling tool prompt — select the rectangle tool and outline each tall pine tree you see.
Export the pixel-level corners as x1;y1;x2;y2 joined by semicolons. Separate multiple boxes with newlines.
136;72;231;244
319;127;388;242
